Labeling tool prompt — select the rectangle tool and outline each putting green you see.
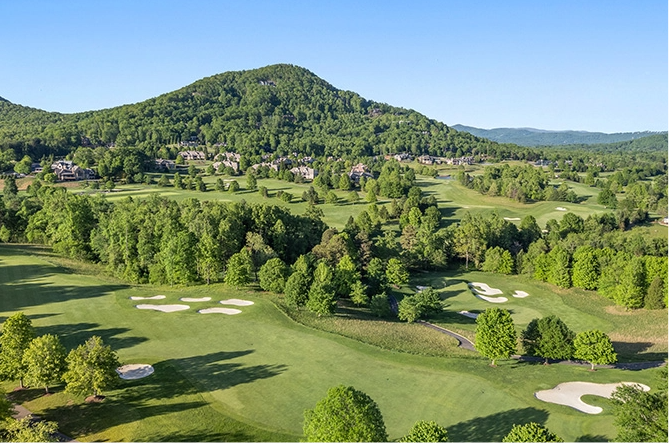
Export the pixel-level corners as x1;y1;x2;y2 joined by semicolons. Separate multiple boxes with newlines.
0;245;663;442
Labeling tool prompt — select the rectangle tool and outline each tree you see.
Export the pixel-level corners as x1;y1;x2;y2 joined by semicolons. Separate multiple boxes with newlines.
284;270;311;307
246;173;257;191
22;334;67;394
644;276;666;309
228;180;240;193
334;254;359;298
306;262;337;316
303;385;388;442
63;336;120;397
369;293;392;318
224;249;254;288
610;367;668;442
2;175;18;199
0;312;36;388
4;417;60;442
400;420;449;442
475;308;517;366
571;246;599;290
258;258;289;293
547;245;571;289
386;258;409;288
573;329;617;370
398;296;421;323
350;280;369;306
502;422;563;442
157;174;170;187
521;316;574;363
614;257;646;309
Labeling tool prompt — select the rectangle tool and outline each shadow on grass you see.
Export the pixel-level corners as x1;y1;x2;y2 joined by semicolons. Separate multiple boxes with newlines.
575;434;608;442
447;407;549;442
37;351;287;441
612;341;668;363
36;322;148;351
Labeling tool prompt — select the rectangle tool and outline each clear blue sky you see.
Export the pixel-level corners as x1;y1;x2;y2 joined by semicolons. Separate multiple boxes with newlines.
1;0;666;133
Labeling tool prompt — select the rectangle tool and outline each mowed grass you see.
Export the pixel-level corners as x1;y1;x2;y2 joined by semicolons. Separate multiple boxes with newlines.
0;245;665;442
407;270;668;360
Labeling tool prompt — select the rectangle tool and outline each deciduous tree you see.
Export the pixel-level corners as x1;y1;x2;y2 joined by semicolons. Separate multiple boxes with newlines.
22;334;67;394
400;420;449;442
573;329;617;370
303;385;388;442
0;312;35;388
475;308;517;366
63;336;120;398
502;422;563;442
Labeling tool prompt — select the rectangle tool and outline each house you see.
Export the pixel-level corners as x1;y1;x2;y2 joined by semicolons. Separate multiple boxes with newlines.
290;166;318;180
215;152;241;162
178;151;207;161
51;160;95;181
213;160;239;172
348;163;374;182
155;159;176;171
417;155;434;165
31;163;44;174
393;153;413;162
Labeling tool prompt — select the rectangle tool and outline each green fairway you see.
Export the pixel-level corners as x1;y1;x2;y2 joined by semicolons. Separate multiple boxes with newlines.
0;245;664;442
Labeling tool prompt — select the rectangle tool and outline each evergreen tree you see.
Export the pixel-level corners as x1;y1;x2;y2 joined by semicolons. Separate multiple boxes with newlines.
284;271;311;307
475;308;517;366
547;245;571;289
386;258;409;287
369;293;392;318
246;173;257;191
644;276;666;309
350;280;369;306
571;246;599;290
258;258;289;293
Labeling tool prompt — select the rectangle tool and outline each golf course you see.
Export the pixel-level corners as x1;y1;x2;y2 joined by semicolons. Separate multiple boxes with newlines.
0;243;664;442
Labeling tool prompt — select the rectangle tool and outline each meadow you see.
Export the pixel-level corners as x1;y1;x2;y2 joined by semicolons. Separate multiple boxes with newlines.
0;244;665;442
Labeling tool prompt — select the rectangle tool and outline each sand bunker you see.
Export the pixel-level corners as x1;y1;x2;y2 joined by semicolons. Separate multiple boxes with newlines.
116;364;154;380
504;217;521;221
180;297;212;302
198;307;242;315
512;290;529;298
458;310;479;319
415;285;429;292
469;282;503;295
130;295;166;300
136;304;190;312
535;381;650;414
469;283;508;303
556;207;567;211
219;299;254;306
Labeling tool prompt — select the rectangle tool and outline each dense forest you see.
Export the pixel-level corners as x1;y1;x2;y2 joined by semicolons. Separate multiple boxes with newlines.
0;64;526;162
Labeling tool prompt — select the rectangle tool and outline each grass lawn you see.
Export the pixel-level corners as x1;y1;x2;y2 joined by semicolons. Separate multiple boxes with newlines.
0;245;665;442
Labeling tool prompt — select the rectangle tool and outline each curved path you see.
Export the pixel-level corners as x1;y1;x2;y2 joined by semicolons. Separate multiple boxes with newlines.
417;320;476;351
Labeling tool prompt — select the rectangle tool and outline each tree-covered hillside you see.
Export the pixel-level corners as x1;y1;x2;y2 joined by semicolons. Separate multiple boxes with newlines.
452;124;666;148
0;64;519;161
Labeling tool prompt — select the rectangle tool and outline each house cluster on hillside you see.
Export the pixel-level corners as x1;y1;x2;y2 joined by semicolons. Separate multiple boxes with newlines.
155;159;177;171
178;151;207;161
213;152;241;172
51;160;95;181
290;165;318;180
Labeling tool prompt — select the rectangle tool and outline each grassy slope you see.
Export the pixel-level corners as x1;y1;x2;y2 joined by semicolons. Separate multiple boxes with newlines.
0;245;665;442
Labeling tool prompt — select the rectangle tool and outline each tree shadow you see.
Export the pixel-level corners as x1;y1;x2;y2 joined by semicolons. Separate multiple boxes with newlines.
447;407;549;442
575;434;608;442
612;341;668;363
36;323;148;351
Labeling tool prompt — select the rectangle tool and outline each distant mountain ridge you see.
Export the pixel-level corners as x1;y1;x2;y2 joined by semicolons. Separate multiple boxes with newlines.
452;124;665;147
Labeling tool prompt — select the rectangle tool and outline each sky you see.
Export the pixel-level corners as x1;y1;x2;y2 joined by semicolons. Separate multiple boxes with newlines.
1;0;666;133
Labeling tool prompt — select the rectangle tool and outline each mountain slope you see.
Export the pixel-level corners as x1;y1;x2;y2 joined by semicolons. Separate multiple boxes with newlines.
452;124;665;147
0;64;506;160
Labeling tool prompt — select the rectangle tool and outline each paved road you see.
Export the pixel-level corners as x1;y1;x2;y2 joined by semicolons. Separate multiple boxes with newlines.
11;403;76;442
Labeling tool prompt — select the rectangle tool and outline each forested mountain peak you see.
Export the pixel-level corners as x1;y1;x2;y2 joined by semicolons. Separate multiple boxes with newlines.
1;63;506;161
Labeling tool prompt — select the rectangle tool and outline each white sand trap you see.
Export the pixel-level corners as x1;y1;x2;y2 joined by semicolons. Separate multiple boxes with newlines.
504;217;521;221
135;304;190;312
130;295;166;300
198;307;242;315
471;291;509;303
219;299;254;306
180;297;212;302
535;382;650;414
415;285;429;292
116;364;154;380
512;290;529;298
556;207;567;211
469;282;503;295
458;310;479;319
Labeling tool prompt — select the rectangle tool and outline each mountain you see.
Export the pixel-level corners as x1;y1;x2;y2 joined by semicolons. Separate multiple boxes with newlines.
0;64;511;161
452;124;665;147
